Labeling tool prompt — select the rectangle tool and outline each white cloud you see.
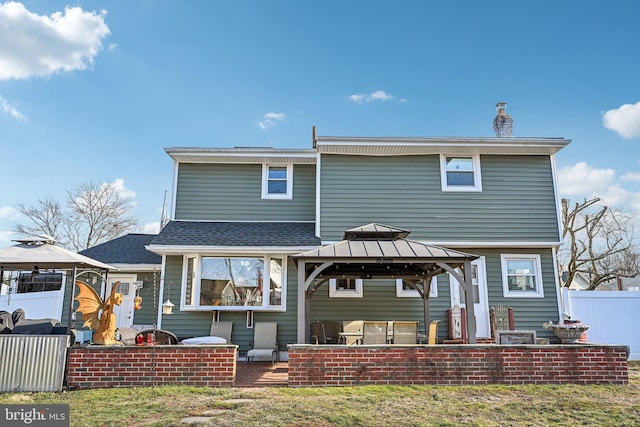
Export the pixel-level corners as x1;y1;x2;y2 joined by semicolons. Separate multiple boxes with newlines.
347;90;406;104
558;162;640;215
0;2;111;80
621;172;640;181
258;112;286;130
107;178;136;199
558;162;616;195
0;95;26;120
603;102;640;139
0;206;19;221
140;221;160;234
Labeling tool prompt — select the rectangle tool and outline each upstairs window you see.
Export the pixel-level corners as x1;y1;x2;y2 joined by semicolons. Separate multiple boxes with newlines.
440;155;482;192
262;164;293;199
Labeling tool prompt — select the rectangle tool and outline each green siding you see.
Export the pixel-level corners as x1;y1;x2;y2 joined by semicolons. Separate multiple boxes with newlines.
319;154;560;242
160;256;299;352
174;163;316;221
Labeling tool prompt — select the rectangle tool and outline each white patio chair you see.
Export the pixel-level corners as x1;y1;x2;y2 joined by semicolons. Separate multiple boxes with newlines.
392;321;418;344
247;322;278;364
362;321;388;344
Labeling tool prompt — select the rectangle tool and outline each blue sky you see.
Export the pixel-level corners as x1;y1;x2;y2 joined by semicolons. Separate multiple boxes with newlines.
1;1;639;248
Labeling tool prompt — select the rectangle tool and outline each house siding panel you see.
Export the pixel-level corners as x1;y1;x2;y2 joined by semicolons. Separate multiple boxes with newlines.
319;154;560;243
174;163;316;221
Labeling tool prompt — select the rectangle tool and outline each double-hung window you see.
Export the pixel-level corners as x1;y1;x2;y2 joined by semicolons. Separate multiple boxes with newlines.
501;254;544;298
262;164;293;199
182;255;285;310
440;154;482;192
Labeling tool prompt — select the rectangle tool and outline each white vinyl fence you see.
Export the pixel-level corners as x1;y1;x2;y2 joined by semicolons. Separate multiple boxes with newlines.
563;289;640;360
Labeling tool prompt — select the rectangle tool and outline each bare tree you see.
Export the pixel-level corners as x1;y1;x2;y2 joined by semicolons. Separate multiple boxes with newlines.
559;197;640;290
64;181;138;251
13;180;138;251
14;198;68;247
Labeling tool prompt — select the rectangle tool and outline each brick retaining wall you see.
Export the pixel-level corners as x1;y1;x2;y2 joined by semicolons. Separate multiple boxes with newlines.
288;344;629;387
67;345;237;389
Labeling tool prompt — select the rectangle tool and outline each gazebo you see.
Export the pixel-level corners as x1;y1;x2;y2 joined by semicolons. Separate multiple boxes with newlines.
0;236;115;333
294;224;480;344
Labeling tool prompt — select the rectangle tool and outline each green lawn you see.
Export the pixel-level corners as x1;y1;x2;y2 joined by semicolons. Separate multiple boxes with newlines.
1;362;638;426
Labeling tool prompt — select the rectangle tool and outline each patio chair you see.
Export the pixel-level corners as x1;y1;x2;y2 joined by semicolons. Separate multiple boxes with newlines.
311;320;341;344
362;321;388;344
392;321;418;344
341;320;364;345
210;321;233;343
428;320;440;345
247;322;278;364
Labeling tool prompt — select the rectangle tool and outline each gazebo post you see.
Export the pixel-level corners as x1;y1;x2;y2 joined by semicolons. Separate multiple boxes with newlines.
463;260;477;344
422;277;431;341
297;260;307;344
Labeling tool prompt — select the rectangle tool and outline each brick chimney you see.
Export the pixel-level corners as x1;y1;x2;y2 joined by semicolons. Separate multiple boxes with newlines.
493;102;513;137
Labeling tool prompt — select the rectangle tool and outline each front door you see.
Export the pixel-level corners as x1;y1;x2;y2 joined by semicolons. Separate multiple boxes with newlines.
107;275;137;329
449;257;490;338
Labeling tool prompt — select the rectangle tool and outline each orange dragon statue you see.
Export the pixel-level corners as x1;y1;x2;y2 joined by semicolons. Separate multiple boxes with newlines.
74;280;123;345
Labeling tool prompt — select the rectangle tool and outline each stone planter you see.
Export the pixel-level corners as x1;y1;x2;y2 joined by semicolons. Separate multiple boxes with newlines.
543;321;589;344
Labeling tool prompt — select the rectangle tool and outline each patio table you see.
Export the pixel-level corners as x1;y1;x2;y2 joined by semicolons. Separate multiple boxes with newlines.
338;332;363;344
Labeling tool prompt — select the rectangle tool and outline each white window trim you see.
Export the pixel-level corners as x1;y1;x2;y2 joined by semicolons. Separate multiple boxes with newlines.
329;278;363;298
440;154;482;192
261;164;293;199
501;254;544;298
396;278;438;297
180;254;287;311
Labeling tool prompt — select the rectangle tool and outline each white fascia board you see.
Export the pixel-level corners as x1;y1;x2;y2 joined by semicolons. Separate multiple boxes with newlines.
315;137;570;156
146;245;320;256
320;240;563;248
422;241;564;248
108;263;161;272
165;148;317;164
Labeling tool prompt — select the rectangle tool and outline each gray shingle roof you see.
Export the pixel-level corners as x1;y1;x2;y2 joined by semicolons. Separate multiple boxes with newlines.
79;234;161;265
150;221;321;247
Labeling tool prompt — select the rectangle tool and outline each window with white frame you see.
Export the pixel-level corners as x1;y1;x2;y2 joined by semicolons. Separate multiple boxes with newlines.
396;278;438;297
501;254;544;298
329;278;363;298
262;164;293;199
181;255;285;310
440;154;482;191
